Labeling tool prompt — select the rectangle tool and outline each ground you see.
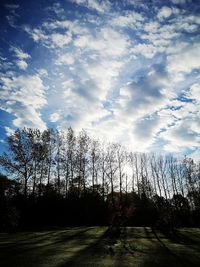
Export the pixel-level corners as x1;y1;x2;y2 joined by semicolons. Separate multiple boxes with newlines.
0;227;200;267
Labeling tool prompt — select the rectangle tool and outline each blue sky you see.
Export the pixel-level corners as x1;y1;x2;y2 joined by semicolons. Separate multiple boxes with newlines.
0;0;200;157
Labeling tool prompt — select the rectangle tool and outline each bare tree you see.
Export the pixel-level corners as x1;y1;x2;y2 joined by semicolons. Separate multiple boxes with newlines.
116;144;126;203
76;129;90;195
106;143;118;207
90;139;100;192
151;154;162;197
0;128;35;197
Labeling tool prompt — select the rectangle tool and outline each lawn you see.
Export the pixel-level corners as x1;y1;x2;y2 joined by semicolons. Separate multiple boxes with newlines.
0;227;200;267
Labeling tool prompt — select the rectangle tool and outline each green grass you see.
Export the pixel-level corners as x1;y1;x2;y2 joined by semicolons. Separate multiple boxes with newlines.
0;227;200;267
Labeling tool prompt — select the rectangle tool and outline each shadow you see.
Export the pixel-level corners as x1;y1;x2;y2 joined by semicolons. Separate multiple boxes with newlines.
58;227;154;267
1;227;200;267
162;228;200;250
143;227;200;267
57;228;112;267
0;227;99;267
152;228;182;258
0;227;92;253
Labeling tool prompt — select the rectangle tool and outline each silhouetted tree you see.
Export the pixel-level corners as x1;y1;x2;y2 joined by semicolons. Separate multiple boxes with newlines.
0;128;35;197
0;127;199;230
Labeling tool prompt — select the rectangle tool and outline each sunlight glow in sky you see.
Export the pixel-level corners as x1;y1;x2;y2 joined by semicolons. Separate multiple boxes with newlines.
0;0;200;157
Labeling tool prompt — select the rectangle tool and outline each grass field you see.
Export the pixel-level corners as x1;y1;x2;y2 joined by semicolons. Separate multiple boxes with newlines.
0;227;200;267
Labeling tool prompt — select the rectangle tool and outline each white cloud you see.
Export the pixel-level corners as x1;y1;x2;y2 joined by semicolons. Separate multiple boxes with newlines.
59;92;112;134
51;33;72;47
12;108;46;130
158;84;200;153
167;43;200;74
24;26;72;49
0;74;47;130
74;27;130;57
4;4;19;27
10;47;30;70
111;11;144;28
171;15;200;33
144;21;160;33
85;59;124;98
56;53;75;65
10;1;199;156
188;83;200;103
131;43;157;58
188;148;200;161
49;112;60;122
96;68;178;151
170;0;187;4
1;75;47;108
4;126;14;136
62;79;75;90
161;119;200;152
88;109;175;152
16;60;28;70
157;6;172;20
46;2;65;16
71;0;111;13
141;23;180;52
37;68;48;77
117;69;171;121
140;11;200;59
131;115;164;151
24;27;47;42
10;47;30;60
42;20;88;35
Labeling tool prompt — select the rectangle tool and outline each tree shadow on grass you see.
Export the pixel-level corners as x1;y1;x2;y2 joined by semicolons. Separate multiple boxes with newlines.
142;227;200;267
57;227;120;267
0;227;97;267
161;228;200;250
57;227;160;267
1;227;200;267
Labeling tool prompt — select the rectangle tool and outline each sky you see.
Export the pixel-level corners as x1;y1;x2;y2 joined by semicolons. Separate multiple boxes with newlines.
0;0;200;158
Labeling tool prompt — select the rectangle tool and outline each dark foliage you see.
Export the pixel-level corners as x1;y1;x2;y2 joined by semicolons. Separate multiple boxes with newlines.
0;127;200;231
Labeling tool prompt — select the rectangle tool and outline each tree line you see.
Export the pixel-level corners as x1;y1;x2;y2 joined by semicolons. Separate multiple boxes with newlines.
0;127;199;231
